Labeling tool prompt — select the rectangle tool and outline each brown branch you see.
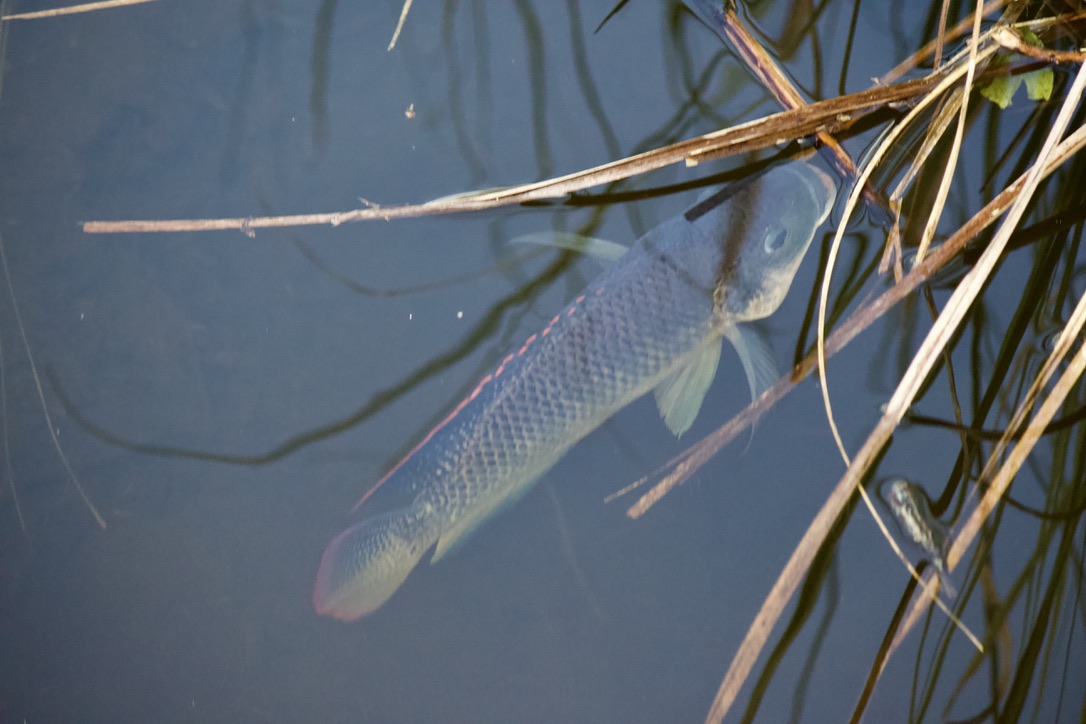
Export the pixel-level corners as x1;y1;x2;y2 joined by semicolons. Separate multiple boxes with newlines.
714;6;861;184
701;57;1086;723
83;73;944;235
880;0;1010;84
991;25;1086;64
627;122;1086;516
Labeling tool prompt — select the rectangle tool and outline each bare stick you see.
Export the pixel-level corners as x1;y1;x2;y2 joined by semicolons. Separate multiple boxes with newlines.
991;25;1086;64
1;0;155;21
82;74;945;235
701;53;1086;724
387;0;413;52
711;6;861;186
880;0;1009;84
627;122;1086;520
889;61;1086;651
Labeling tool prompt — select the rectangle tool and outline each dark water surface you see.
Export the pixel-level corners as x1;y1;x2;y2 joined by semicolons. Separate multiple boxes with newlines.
1;2;1083;722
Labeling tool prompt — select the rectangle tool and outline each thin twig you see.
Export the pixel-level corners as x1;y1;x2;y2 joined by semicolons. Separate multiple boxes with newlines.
914;10;985;266
888;62;1086;650
991;25;1086;64
699;64;1086;723
387;0;413;51
83;74;946;235
880;0;1009;84
627;122;1086;520
1;0;155;20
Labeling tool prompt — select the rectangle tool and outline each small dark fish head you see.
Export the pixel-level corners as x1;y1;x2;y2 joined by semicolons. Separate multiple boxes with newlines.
883;476;916;509
714;162;836;322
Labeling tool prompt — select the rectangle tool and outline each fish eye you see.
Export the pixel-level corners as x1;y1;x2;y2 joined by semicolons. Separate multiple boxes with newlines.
764;228;789;253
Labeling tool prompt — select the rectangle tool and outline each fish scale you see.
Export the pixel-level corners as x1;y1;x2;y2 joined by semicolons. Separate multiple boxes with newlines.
314;161;836;620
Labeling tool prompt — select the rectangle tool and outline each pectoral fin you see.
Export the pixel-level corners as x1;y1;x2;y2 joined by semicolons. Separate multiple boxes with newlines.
654;339;722;437
510;232;628;262
724;324;777;404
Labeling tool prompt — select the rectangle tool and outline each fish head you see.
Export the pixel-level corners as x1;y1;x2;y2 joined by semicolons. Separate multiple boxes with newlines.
883;476;918;510
712;162;836;322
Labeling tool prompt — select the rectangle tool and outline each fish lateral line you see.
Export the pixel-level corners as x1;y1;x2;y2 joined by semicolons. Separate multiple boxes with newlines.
351;284;608;512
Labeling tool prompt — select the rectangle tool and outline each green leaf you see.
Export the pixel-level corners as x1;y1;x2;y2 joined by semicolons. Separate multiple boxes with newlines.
1025;68;1054;101
978;38;1054;109
980;73;1022;109
1019;27;1043;46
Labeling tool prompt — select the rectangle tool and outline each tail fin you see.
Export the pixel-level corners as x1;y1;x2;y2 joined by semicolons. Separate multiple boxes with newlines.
313;507;437;620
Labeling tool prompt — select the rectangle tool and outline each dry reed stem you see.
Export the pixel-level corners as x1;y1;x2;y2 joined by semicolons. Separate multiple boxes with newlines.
0;0;155;20
710;6;861;188
855;56;1086;709
891;284;1086;654
627;122;1086;514
934;0;952;70
817;40;998;470
82;75;945;235
915;8;985;266
387;0;413;52
702;39;1086;724
880;0;1009;84
991;25;1086;64
877;87;963;278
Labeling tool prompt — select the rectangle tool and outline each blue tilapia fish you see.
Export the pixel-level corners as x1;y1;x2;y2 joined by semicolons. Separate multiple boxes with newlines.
314;161;836;620
880;477;957;597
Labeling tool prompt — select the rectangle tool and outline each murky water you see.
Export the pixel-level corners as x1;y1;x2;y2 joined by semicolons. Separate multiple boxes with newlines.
0;2;1083;722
